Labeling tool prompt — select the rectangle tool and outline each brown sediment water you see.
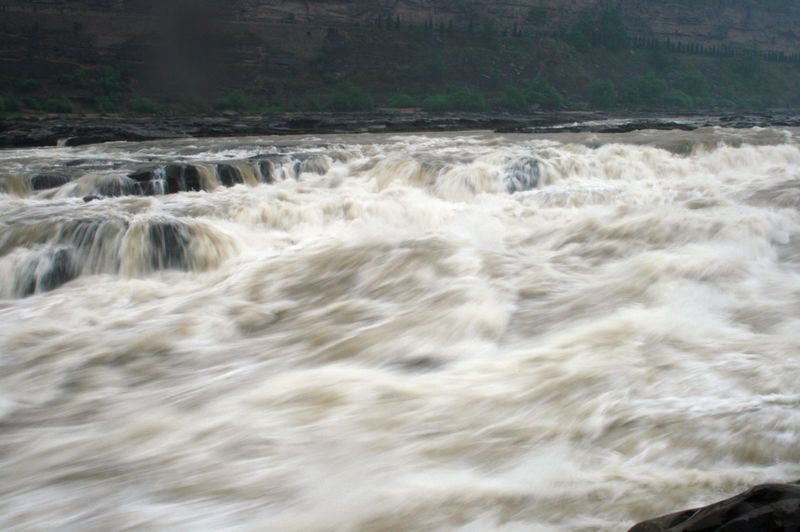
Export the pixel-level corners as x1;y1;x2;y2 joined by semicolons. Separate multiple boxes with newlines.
1;126;799;530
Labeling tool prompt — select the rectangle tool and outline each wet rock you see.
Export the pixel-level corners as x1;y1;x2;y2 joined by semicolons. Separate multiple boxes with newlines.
83;194;102;203
63;135;115;147
129;164;202;195
594;120;697;134
149;221;191;271
253;155;296;183
629;481;800;532
285;117;324;129
129;167;163;195
128;169;156;182
59;217;127;261
31;174;70;191
37;247;78;293
128;167;166;196
95;176;140;197
4;113;800;149
164;164;202;194
257;160;275;184
18;247;78;297
217;164;243;187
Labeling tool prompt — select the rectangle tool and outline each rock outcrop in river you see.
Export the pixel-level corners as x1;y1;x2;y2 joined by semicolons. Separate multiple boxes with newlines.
630;482;800;532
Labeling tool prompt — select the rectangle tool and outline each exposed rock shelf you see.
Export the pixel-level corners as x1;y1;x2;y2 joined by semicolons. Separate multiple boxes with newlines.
629;482;800;532
3;112;800;149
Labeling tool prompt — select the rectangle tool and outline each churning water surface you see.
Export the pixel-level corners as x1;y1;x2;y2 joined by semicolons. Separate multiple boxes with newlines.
1;127;799;531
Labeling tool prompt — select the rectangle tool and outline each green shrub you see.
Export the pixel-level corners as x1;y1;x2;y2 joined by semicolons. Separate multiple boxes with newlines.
422;88;487;112
128;96;161;114
523;80;562;110
621;73;667;106
54;67;127;96
42;97;75;113
94;95;122;114
25;96;72;112
15;77;40;93
22;97;44;111
494;82;562;112
385;92;419;108
421;94;452;112
284;95;320;112
94;67;128;95
449;87;487;111
663;89;694;108
585;81;616;108
320;82;374;112
673;70;711;98
0;95;22;113
496;87;528;112
214;90;250;112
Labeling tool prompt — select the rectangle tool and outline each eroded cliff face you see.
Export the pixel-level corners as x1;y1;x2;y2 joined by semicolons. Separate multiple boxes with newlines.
0;0;798;96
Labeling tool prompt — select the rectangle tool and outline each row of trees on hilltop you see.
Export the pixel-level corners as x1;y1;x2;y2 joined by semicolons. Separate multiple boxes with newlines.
352;6;799;63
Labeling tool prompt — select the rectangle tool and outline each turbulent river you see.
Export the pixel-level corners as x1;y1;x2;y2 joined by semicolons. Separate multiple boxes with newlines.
1;126;800;531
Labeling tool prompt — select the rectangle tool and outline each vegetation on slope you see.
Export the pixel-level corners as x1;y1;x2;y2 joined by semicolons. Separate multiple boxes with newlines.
1;8;799;116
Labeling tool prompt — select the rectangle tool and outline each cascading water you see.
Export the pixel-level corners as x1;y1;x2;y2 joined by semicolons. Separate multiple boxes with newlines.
0;127;799;530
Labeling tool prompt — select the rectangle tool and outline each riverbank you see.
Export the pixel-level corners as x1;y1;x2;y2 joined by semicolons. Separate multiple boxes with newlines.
3;111;800;148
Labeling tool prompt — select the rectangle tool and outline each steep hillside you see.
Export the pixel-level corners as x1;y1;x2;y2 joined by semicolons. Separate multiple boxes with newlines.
0;0;798;113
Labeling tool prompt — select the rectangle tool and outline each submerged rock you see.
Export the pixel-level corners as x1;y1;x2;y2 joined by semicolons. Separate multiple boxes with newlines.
17;246;78;297
297;154;331;175
257;160;276;184
165;164;202;194
31;174;70;191
129;164;202;195
629;482;800;532
149;221;191;271
253;155;296;184
94;176;140;197
504;156;540;193
217;164;244;187
37;247;78;293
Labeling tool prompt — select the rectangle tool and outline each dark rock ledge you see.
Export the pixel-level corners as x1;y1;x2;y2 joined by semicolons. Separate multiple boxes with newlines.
629;481;800;532
2;111;800;148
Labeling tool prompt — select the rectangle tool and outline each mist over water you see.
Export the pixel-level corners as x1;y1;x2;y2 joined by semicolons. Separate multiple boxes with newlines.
1;127;800;530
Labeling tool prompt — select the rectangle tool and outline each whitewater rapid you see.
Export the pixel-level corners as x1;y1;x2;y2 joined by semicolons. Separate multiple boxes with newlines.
1;127;799;531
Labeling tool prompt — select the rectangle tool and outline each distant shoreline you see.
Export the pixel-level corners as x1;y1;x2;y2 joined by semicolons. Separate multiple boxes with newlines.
2;111;799;149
